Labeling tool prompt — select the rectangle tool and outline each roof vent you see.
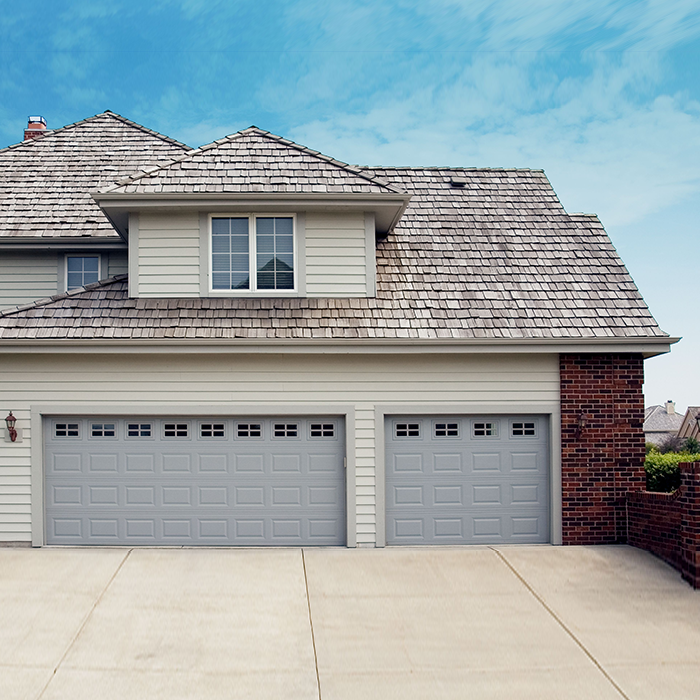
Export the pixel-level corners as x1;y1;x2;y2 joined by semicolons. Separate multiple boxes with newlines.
24;115;48;141
449;175;468;187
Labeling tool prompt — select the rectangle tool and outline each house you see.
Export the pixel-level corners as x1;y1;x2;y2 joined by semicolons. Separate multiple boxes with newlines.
644;400;685;446
0;112;675;548
677;407;700;442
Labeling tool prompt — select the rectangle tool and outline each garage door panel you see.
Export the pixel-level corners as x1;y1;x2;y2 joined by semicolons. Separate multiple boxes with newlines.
45;416;346;546
386;415;549;545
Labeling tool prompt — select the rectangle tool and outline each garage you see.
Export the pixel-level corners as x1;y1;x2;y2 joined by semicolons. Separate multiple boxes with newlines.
385;415;550;545
44;416;346;546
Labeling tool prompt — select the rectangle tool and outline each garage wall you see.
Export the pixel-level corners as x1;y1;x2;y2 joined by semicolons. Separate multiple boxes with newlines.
0;352;559;544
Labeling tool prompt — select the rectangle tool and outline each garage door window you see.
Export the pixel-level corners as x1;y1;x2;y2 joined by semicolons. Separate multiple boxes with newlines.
274;423;298;438
310;423;335;438
237;423;262;438
163;423;189;438
395;422;420;438
90;423;116;438
54;422;79;438
200;423;225;438
434;422;459;438
511;421;537;437
472;421;498;437
127;423;152;438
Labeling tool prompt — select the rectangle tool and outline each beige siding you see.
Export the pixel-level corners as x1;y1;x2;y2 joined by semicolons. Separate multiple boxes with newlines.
305;212;367;296
0;252;58;309
107;251;128;278
0;352;559;544
138;213;200;297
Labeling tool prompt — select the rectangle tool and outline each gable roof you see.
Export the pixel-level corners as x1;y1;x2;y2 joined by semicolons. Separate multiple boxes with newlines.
643;405;684;433
0;167;669;343
97;127;404;196
0;112;190;239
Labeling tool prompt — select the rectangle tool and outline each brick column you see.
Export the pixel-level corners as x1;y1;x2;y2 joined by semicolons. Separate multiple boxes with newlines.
679;462;700;589
560;354;646;544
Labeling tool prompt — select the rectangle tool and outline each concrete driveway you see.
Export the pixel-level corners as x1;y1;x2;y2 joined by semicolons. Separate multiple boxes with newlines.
2;545;699;700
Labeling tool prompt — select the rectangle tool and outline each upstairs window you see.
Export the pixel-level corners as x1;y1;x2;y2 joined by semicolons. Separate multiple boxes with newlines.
211;215;295;292
66;255;100;290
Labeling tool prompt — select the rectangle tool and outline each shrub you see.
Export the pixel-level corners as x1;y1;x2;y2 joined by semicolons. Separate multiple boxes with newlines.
658;435;685;453
644;451;700;492
683;436;700;453
645;442;658;454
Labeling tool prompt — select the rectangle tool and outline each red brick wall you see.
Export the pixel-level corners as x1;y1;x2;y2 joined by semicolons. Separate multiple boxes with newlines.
628;463;700;589
560;354;646;544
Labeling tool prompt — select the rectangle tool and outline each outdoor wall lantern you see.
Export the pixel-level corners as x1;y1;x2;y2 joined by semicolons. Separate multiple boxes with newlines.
576;413;588;438
5;412;17;442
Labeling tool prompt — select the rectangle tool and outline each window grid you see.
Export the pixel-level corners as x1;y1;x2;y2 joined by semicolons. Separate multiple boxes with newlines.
512;421;537;437
163;423;189;438
55;423;80;438
310;423;335;438
274;423;298;438
200;423;225;438
395;422;420;438
237;423;262;438
66;256;99;291
91;423;115;438
434;422;459;438
473;421;498;437
127;423;152;438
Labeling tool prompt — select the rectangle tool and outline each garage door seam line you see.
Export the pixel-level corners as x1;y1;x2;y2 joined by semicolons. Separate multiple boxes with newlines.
34;548;133;700
490;547;631;700
302;548;322;700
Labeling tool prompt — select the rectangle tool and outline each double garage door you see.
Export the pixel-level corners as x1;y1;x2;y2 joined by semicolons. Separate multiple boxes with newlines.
45;416;346;546
44;413;550;546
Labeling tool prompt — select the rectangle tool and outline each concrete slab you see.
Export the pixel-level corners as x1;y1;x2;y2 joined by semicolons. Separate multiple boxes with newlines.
52;549;317;697
0;548;126;668
0;666;54;700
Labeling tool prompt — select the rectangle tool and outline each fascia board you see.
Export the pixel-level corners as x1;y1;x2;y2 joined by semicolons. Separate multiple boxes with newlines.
0;238;126;250
0;338;678;357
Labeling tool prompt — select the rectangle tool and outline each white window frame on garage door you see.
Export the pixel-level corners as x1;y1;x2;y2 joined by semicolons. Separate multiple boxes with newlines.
30;403;356;548
373;403;562;547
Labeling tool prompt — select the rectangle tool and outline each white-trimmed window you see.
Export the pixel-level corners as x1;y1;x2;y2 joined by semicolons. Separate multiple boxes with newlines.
66;255;100;290
211;215;295;292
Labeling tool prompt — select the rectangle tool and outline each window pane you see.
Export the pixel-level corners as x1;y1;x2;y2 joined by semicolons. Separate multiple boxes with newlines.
257;271;275;289
67;257;82;272
256;217;274;235
275;217;293;235
211;218;249;290
83;257;99;272
255;217;294;290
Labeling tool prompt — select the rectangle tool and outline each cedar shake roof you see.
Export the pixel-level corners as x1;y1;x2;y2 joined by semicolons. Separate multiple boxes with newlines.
97;128;403;196
0;167;668;341
0;112;189;239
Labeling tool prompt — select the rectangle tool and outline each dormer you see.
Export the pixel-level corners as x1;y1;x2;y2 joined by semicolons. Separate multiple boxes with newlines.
93;128;410;299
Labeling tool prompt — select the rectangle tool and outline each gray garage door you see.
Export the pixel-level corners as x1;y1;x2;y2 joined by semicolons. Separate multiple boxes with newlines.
385;415;549;545
45;416;345;546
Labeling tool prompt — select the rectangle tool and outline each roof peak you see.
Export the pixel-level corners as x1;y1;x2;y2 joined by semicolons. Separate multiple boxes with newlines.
0;111;190;155
98;126;406;195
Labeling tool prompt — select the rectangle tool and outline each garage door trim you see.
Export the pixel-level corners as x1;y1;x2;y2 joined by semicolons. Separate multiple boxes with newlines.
374;403;562;547
30;404;357;547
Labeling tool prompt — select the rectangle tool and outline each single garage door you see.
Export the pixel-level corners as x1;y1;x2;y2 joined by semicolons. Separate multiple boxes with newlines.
45;416;345;546
385;415;549;545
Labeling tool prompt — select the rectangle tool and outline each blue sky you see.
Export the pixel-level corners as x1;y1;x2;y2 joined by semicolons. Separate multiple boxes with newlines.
1;0;699;410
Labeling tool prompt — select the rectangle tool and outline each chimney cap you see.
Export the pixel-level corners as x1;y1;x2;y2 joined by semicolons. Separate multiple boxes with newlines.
27;116;47;126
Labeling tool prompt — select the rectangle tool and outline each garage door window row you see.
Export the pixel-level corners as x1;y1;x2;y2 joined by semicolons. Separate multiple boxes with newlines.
393;419;538;440
52;419;338;441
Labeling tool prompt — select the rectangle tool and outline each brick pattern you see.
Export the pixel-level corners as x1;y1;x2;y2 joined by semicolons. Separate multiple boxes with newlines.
628;463;700;589
560;354;646;545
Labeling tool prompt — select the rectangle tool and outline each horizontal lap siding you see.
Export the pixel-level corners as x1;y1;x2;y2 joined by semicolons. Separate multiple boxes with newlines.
138;213;200;297
305;212;367;296
107;251;128;278
0;253;58;309
0;353;559;544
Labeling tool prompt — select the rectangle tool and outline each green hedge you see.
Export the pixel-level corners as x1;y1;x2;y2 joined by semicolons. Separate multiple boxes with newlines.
644;452;700;492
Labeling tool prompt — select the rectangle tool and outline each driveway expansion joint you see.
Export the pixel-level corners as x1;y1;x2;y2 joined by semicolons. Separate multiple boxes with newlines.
302;548;322;700
490;546;631;700
34;548;133;700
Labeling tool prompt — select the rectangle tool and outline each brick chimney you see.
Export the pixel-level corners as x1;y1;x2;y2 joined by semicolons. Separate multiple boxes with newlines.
24;116;48;141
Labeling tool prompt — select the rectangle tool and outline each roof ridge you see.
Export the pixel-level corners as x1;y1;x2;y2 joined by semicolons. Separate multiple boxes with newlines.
98;126;406;195
0;111;190;156
0;274;128;318
359;165;544;173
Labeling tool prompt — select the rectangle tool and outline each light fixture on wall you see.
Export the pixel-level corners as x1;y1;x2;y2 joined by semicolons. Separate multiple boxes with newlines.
5;412;17;442
576;413;588;438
